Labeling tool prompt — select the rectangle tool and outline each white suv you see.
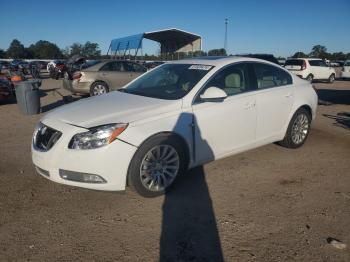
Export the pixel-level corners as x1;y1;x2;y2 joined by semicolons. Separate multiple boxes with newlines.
285;58;336;83
340;60;350;80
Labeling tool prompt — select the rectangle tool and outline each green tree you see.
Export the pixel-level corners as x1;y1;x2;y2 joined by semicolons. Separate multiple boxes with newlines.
61;47;70;58
82;41;101;58
208;48;227;56
28;40;63;59
292;51;308;58
309;45;328;59
70;42;83;56
0;49;6;58
7;39;26;58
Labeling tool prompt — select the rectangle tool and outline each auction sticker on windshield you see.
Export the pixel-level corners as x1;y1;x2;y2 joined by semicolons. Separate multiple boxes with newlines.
188;65;212;70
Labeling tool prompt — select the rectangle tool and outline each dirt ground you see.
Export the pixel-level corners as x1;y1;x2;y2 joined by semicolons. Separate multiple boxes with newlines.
0;77;349;262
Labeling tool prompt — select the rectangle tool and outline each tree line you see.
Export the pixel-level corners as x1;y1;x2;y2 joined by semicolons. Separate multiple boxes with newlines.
1;39;349;61
292;45;350;61
0;39;102;59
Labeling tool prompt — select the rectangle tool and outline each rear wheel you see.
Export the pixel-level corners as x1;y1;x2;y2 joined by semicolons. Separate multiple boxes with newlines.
128;135;186;197
328;73;335;83
90;81;109;96
306;74;313;82
279;108;311;148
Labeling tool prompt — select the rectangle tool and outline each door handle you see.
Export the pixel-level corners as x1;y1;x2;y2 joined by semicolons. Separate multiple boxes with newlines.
102;73;108;76
285;93;293;98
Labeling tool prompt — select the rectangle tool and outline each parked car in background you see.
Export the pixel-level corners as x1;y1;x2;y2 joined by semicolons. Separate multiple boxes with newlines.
277;58;286;66
340;60;350;80
33;56;317;197
48;60;66;79
0;61;10;71
144;61;165;70
0;74;13;101
284;58;336;83
63;55;86;80
63;60;147;96
47;60;65;73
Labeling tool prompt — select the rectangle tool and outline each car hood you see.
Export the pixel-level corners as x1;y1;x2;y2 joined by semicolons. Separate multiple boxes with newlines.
42;91;182;128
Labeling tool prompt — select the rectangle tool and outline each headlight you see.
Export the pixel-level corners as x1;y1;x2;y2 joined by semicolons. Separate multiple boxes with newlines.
69;123;128;150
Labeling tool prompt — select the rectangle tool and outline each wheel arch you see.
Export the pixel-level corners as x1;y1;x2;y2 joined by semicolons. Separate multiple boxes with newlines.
126;131;191;186
90;80;109;89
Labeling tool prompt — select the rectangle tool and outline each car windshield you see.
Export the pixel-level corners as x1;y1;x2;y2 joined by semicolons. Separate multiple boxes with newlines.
120;63;213;100
344;61;350;66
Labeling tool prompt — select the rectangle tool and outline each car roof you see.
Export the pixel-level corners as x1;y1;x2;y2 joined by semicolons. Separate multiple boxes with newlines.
287;58;323;61
83;60;144;71
168;56;279;67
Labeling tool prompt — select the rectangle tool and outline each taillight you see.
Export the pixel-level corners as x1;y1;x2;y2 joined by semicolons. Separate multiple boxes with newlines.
73;72;82;80
57;64;65;70
301;60;307;70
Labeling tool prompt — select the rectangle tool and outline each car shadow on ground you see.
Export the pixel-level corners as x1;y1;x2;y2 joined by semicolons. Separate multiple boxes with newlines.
160;166;224;262
159;112;224;261
40;87;86;113
41;95;81;113
323;112;350;130
317;89;350;105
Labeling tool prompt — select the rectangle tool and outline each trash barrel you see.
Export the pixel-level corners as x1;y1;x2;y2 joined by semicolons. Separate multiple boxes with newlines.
15;80;41;115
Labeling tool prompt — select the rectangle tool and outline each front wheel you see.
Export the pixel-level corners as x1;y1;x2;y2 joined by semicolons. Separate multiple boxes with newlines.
279;108;311;148
328;74;335;83
306;74;313;82
128;135;186;197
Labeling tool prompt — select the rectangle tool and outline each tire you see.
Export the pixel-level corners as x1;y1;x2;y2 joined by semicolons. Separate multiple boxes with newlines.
128;134;186;197
306;74;313;82
90;81;109;96
328;73;335;83
279;108;311;149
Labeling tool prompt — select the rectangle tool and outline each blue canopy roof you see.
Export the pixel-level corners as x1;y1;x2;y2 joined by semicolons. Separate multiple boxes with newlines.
110;33;144;52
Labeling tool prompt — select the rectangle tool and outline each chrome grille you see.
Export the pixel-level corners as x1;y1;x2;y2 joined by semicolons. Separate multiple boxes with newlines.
34;123;62;151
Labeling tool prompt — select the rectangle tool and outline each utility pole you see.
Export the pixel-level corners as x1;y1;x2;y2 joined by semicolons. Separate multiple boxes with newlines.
224;18;229;54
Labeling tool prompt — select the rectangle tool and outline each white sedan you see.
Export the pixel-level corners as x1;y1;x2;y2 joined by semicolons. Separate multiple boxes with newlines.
32;57;318;197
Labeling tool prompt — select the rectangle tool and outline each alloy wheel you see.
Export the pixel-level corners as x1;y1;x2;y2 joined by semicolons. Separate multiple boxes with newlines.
93;85;107;96
139;145;180;192
291;114;309;145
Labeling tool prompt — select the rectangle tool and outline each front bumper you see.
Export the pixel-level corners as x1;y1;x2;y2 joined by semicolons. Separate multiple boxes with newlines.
31;118;137;191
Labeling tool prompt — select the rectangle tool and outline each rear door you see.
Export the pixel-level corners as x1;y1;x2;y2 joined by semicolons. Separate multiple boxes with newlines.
308;60;327;79
252;62;294;142
99;61;131;90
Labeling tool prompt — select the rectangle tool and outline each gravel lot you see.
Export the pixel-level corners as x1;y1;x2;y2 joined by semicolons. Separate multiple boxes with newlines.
0;78;349;261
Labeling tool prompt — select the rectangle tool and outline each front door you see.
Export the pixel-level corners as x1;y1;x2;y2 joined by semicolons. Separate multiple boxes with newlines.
192;63;257;164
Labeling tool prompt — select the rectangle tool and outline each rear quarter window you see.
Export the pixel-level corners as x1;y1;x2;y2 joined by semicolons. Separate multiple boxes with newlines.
285;59;303;66
253;63;292;89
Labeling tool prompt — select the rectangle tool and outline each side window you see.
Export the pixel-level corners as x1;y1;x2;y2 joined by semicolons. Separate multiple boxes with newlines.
100;61;124;72
309;60;325;67
253;63;292;89
202;63;250;97
100;62;113;71
125;62;147;73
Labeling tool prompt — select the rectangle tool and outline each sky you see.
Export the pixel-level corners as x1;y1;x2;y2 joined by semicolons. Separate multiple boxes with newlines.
0;0;349;58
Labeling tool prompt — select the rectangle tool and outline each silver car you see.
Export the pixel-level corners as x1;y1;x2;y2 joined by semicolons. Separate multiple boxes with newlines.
63;60;147;96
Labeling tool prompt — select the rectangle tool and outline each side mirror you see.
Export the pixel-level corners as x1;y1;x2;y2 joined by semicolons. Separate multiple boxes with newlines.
200;86;227;101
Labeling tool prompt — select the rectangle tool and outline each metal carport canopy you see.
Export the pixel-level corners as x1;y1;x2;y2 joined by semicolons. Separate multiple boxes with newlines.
109;28;201;54
144;28;201;53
